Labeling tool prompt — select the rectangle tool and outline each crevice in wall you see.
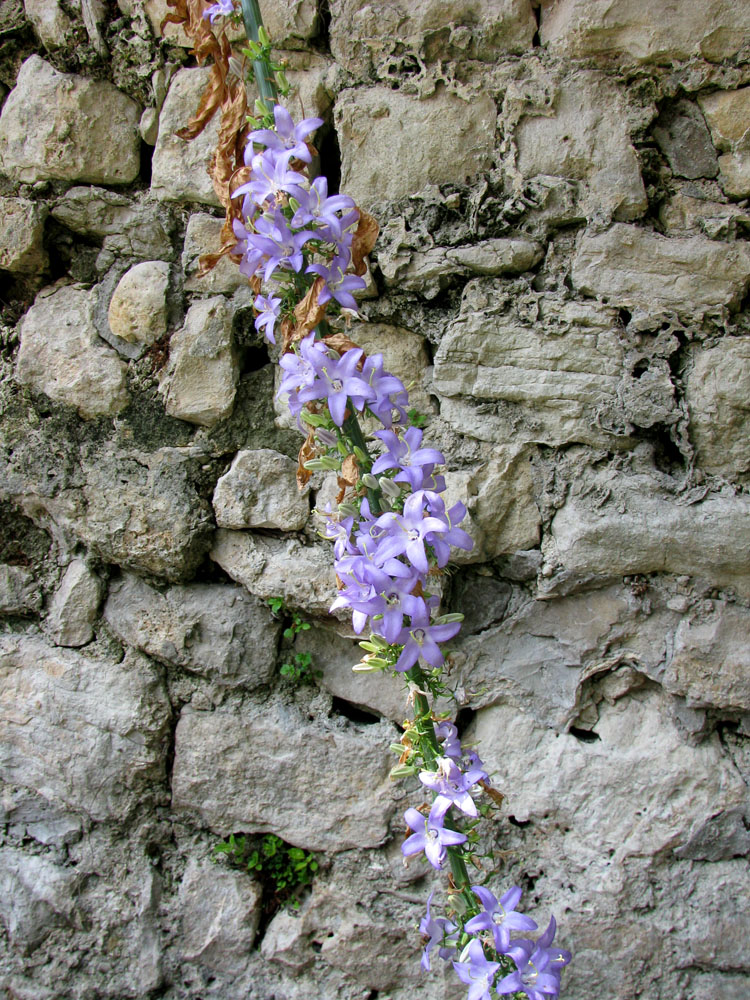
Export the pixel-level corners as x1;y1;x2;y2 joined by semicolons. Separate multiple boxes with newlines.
330;695;381;726
313;0;331;55
316;122;342;195
568;726;601;744
531;1;541;48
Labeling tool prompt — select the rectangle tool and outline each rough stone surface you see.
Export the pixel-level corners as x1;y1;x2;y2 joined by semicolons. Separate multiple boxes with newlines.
571;224;750;323
540;0;750;63
698;87;750;152
145;0;315;48
336;86;496;208
172;698;396;851
659;190;750;238
652;100;719;180
0;565;42;615
183;213;248;294
178;860;262;973
549;470;750;597
663;602;750;712
0;847;81;954
433;280;626;447
210;530;337;613
104;573;279;687
151;67;221;206
16;284;130;419
685;337;750;480
0;634;170;822
51;186;173;261
160;296;239;426
45;559;102;647
515;71;647;221
0;197;47;274
108;261;170;352
24;0;75;50
718;152;750;198
468;446;541;557
0;56;140;184
213;449;310;530
348;322;433;418
329;0;536;73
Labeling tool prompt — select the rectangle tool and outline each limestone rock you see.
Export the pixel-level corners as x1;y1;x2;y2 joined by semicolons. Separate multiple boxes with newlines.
160;296;239;427
336;86;496;209
340;322;433;418
104;573;279;687
0;197;47;274
171;697;396;851
282;50;333;123
24;0;74;50
717;152;750;199
108;262;170;353
145;0;315;48
685;336;750;480
46;559;102;647
0;564;41;615
51;186;173;261
183;213;247;294
659;190;750;239
474;689;747;862
571;224;750;323
698;88;750;153
0;56;140;185
213;449;310;530
432;281;626;447
540;0;750;64
515;71;646;222
179;859;262;973
652;100;719;180
469;447;540;557
151;67;221;206
378;238;544;297
0;634;171;822
663;602;750;712
16;284;130;419
210;530;336;614
0;847;80;954
457;586;634;728
329;0;536;74
549;471;750;597
144;0;244;46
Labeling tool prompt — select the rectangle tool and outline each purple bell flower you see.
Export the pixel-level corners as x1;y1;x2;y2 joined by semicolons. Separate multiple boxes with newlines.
419;892;458;971
452;938;501;1000
496;916;571;1000
402;803;467;869
465;885;538;955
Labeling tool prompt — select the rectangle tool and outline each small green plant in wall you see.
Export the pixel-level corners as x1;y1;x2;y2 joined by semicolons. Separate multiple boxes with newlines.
213;833;319;910
268;597;322;685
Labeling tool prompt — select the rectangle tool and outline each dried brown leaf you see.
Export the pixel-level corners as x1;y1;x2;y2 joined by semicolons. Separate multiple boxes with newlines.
323;332;361;356
479;779;504;808
297;426;318;490
351;209;379;276
291;277;328;343
340;454;359;487
280;316;295;355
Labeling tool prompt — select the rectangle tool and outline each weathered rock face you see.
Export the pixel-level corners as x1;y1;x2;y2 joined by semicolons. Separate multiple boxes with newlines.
16;284;130;419
0;634;171;823
213;449;310;530
51;186;173;261
183;213;248;294
45;559;102;647
151;67;221;206
0;197;47;273
172;698;396;851
160;296;239;426
104;572;280;686
0;56;140;184
336;86;497;208
539;0;750;63
108;261;170;352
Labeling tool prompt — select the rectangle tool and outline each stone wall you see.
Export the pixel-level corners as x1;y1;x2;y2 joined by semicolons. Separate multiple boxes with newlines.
1;1;749;998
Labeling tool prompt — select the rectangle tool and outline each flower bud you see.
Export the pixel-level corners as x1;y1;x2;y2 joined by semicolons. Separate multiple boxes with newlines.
360;473;379;490
379;477;402;498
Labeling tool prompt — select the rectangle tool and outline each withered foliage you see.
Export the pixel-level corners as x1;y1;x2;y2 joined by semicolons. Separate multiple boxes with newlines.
296;424;318;490
337;453;360;502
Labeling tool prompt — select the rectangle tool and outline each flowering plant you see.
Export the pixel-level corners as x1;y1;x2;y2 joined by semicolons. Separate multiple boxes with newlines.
164;1;572;995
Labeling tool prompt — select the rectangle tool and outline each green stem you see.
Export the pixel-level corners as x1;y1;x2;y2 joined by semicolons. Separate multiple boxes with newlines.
239;0;277;105
340;408;381;515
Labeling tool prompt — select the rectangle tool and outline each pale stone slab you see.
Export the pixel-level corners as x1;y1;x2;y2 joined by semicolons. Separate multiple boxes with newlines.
108;262;169;351
432;281;626;446
572;224;750;322
652;100;718;180
160;296;239;426
145;0;316;48
0;564;41;615
0;847;80;954
663;602;750;712
0;56;140;185
549;472;750;597
330;0;536;73
178;860;262;974
540;0;750;64
24;0;74;49
0;634;171;822
659;191;749;239
182;213;247;294
172;698;396;851
0;197;47;274
104;572;279;687
213;449;310;530
718;151;750;199
698;87;750;152
151;67;221;206
685;336;750;480
347;322;433;418
468;446;541;557
210;529;337;613
16;284;130;419
336;86;496;209
51;186;173;261
515;70;646;221
46;559;102;647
